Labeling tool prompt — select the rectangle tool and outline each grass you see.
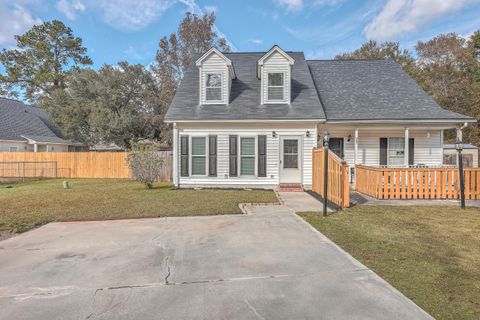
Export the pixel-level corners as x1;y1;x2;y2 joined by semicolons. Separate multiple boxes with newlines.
298;206;480;320
0;179;278;233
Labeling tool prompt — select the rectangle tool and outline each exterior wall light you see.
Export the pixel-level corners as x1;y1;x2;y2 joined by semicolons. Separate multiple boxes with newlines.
272;131;277;138
306;130;310;137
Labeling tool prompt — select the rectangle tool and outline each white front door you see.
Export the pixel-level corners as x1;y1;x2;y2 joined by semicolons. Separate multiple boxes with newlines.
279;136;303;183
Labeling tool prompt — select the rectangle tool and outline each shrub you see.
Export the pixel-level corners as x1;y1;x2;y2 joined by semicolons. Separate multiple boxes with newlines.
126;144;164;189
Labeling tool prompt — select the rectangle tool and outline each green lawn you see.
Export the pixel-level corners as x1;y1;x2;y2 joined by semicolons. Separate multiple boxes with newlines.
299;206;480;320
0;179;278;233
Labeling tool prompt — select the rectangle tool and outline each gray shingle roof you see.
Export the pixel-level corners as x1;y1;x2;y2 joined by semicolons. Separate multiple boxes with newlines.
307;59;474;122
0;97;72;144
165;52;326;121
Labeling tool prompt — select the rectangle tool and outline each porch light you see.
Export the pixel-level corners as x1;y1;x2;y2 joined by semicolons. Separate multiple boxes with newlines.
347;134;352;142
323;131;330;144
272;131;277;138
306;130;310;137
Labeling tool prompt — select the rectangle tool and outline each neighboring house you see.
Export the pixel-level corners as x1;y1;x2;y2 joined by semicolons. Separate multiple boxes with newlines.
165;46;475;189
0;97;86;152
443;144;478;168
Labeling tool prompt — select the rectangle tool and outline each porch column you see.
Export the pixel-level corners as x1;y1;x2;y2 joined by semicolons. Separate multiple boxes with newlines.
404;128;409;166
33;143;38;152
354;128;359;165
172;123;179;188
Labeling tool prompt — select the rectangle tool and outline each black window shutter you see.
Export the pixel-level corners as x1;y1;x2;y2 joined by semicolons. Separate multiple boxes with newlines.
229;135;238;176
380;138;388;166
209;135;217;176
180;136;189;177
258;135;267;177
408;138;414;166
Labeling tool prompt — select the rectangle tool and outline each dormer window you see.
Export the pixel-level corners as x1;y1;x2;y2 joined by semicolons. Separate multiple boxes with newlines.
267;73;284;101
206;73;222;102
195;47;236;105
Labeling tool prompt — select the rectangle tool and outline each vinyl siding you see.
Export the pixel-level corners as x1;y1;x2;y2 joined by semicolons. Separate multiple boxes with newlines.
443;148;479;168
199;52;230;105
321;126;443;167
261;52;291;104
175;122;317;189
0;141;69;152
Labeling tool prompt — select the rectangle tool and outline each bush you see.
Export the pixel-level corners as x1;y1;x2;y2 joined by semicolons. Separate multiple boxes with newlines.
126;144;164;189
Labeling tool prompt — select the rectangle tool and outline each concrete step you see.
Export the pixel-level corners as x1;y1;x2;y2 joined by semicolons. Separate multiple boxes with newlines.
277;183;304;192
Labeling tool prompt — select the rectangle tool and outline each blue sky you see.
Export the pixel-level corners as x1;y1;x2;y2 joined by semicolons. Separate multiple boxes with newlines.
1;0;480;69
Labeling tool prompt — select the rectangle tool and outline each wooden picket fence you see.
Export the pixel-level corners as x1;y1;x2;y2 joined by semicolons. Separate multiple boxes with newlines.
312;148;350;208
356;164;480;200
0;152;173;181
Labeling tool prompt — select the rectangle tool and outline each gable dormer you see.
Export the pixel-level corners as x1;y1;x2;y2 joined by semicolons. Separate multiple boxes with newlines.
257;45;295;105
196;47;236;105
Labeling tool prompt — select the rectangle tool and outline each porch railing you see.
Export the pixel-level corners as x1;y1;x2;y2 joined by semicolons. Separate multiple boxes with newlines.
312;148;350;208
356;165;480;200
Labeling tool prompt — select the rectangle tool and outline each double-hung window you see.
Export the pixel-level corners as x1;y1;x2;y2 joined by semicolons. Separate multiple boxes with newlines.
191;137;207;175
388;137;405;167
206;73;222;102
267;73;284;101
240;137;255;176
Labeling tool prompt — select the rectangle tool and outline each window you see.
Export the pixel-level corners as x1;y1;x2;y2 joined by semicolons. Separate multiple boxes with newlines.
283;139;298;168
240;137;255;175
267;73;284;101
388;138;405;166
206;73;222;101
9;147;18;152
191;137;206;175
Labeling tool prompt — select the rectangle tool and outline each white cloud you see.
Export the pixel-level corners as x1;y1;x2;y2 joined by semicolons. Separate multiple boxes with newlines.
203;5;216;13
249;38;263;45
274;0;303;11
0;2;41;46
123;45;142;60
364;0;480;41
98;0;176;31
56;0;86;20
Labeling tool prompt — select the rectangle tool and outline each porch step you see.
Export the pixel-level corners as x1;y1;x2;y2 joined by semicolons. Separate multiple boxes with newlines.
277;183;304;192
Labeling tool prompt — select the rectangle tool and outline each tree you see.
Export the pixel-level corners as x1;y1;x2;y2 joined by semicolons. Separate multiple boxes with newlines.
49;62;162;148
414;32;480;145
126;143;164;189
0;20;92;106
151;12;230;144
335;40;415;73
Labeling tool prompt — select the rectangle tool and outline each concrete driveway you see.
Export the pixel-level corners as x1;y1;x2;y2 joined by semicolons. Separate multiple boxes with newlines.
0;193;432;320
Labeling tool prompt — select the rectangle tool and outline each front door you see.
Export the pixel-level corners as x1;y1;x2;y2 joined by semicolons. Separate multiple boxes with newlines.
329;138;344;159
279;136;302;183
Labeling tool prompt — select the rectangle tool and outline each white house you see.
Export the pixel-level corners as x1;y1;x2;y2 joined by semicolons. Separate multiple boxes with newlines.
0;97;85;152
165;46;475;190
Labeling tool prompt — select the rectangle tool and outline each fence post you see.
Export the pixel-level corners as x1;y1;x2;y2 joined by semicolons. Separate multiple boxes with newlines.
323;132;329;217
342;162;349;208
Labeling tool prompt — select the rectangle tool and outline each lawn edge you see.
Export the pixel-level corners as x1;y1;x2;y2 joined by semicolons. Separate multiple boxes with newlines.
292;211;435;320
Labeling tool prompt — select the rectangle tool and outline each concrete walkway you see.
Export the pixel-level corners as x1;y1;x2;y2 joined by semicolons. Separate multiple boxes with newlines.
0;193;432;320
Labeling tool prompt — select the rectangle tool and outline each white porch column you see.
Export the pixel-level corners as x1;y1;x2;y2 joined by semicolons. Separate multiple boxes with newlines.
33;143;38;152
354;128;359;165
172;123;179;188
404;128;409;167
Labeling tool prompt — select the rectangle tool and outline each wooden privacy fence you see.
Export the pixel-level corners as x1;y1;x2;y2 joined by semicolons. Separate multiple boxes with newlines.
0;152;173;181
312;148;350;208
356;164;480;200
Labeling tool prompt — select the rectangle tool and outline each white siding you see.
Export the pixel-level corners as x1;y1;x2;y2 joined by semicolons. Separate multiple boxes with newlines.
0;141;31;152
321;126;444;167
199;52;230;105
176;122;316;189
261;52;291;104
444;148;479;168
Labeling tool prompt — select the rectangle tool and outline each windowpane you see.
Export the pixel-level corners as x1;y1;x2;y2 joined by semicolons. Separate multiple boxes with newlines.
388;137;405;166
241;138;255;155
192;157;206;175
192;137;206;155
268;87;284;100
207;73;221;87
206;88;221;101
241;157;255;175
283;155;298;169
268;73;283;86
283;140;298;154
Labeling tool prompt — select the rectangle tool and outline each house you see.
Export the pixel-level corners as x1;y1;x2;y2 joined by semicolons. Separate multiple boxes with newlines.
0;97;86;152
165;46;475;189
443;144;478;168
